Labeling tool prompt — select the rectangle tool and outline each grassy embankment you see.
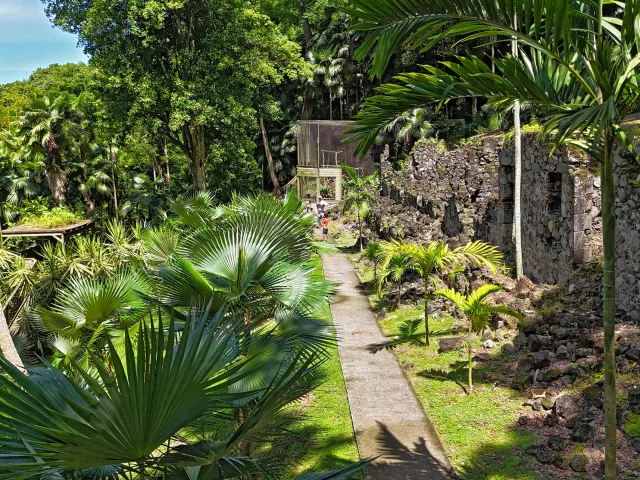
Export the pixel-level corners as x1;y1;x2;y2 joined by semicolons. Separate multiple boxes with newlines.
348;246;541;480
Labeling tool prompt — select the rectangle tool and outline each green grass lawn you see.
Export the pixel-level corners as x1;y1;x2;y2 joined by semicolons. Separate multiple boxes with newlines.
348;254;541;479
183;255;360;479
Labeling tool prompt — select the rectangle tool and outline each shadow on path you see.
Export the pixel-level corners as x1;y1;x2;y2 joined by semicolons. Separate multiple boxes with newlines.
366;422;457;480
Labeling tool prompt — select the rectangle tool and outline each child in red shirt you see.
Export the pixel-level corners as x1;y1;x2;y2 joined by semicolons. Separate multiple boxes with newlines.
322;215;329;241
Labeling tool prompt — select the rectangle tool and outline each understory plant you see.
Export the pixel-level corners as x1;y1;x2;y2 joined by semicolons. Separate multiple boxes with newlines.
0;192;366;479
341;165;377;251
379;240;502;345
435;284;523;394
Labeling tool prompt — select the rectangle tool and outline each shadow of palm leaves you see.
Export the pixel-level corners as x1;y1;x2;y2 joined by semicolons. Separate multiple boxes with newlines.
366;422;457;479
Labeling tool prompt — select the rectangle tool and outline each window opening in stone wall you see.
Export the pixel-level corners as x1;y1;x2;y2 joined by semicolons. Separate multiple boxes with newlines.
500;166;514;203
547;172;562;214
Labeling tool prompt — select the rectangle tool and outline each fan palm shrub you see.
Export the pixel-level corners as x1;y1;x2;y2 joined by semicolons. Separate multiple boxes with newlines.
37;270;152;369
435;284;523;394
341;165;377;251
380;240;502;346
155;193;336;456
0;309;367;479
345;2;640;474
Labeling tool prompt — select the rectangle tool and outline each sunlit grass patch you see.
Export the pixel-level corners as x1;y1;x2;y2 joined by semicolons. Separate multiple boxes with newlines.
376;305;539;479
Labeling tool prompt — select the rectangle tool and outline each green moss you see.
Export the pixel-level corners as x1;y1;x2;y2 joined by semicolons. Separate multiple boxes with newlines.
504;122;546;147
626;413;640;438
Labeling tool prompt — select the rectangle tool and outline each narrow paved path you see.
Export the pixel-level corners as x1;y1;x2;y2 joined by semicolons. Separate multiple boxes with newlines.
322;252;456;480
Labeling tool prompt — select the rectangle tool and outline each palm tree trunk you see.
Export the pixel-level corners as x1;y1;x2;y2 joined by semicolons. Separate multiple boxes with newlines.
110;148;119;221
191;124;207;191
602;135;617;480
329;85;333;120
424;286;430;346
259;116;281;195
468;319;473;395
358;211;363;251
512;15;524;279
164;140;171;185
0;303;25;374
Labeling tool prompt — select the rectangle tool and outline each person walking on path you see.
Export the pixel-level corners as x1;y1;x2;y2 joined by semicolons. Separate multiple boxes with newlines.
322;214;330;241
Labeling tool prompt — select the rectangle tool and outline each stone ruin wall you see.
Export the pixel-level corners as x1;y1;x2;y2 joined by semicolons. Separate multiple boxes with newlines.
497;140;602;284
614;152;640;319
374;134;640;319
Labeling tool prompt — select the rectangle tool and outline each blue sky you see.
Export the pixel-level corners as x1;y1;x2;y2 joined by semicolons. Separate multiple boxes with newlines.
0;0;88;85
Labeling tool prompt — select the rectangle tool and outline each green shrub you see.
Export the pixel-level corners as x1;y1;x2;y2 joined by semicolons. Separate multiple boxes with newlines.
18;206;84;228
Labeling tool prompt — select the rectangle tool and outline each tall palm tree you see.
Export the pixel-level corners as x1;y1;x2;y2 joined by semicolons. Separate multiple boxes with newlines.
380;240;502;346
0;130;42;223
435;284;522;394
375;107;434;152
18;94;85;206
341;165;377;251
345;1;639;475
308;47;347;121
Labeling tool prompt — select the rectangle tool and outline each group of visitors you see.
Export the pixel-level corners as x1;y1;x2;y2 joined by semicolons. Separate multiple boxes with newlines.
304;197;330;241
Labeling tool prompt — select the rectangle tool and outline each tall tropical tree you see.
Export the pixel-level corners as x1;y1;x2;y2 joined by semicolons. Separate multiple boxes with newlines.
380;240;502;346
0;130;42;223
341;165;377;251
345;1;640;475
308;47;347;121
436;284;523;394
18;94;85;206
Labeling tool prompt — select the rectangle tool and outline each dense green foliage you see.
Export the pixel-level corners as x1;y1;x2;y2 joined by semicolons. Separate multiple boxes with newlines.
0;0;502;226
0;193;365;479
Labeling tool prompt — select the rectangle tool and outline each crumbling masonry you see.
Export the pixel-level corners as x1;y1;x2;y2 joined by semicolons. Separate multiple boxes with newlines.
373;134;639;319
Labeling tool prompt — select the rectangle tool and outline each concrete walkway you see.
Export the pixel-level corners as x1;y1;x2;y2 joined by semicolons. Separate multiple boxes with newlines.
322;252;456;480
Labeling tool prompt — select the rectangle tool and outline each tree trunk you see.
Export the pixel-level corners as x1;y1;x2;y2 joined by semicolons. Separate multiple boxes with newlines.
259;116;281;195
164;140;171;185
46;133;67;206
424;286;430;346
357;211;363;251
0;303;25;374
47;168;67;207
329;85;333;121
190;124;207;191
601;136;617;480
302;98;314;121
298;0;312;47
512;16;524;280
110;148;119;221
